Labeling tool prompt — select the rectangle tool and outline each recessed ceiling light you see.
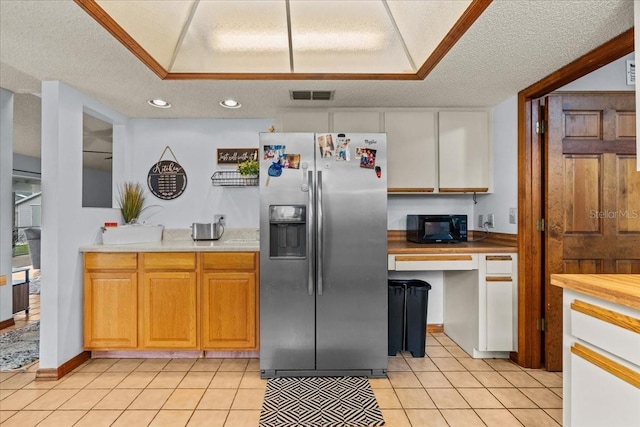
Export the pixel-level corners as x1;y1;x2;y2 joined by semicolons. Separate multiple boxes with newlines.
147;98;171;108
220;99;241;109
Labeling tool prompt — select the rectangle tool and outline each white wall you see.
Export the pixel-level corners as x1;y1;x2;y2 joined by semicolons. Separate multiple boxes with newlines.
560;52;634;91
474;96;518;234
39;81;125;369
0;89;14;323
388;195;475;230
128;119;275;229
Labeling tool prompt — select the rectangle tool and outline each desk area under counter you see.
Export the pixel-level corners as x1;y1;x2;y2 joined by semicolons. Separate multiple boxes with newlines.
388;231;518;359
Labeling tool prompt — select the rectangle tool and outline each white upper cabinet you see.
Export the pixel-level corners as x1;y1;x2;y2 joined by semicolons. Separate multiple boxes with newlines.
279;111;330;132
278;108;492;193
438;111;491;192
332;111;381;132
384;111;437;192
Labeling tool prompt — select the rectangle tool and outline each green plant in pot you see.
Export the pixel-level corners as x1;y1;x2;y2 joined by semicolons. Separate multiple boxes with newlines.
238;159;259;176
117;182;147;224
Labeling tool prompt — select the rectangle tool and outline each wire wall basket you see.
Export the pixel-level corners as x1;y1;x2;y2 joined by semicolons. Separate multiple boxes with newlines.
211;170;258;187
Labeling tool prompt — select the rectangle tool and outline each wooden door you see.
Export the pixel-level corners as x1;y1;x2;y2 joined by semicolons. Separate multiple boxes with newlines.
545;93;639;370
201;271;257;349
140;271;198;349
84;272;138;349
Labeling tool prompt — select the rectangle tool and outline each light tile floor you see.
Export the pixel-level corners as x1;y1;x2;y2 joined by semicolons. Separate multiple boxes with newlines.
0;332;562;426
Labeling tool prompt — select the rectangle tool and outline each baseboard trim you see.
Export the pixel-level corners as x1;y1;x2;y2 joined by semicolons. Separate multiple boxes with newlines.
91;350;203;359
0;317;16;331
36;351;91;381
427;324;444;333
204;350;259;358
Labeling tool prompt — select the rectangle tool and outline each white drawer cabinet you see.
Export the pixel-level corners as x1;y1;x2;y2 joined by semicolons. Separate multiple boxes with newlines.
561;287;640;427
478;254;517;353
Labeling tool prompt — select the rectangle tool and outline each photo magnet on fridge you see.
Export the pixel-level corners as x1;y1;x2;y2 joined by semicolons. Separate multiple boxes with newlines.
359;148;376;169
336;138;350;161
318;134;334;158
264;145;286;163
284;154;301;169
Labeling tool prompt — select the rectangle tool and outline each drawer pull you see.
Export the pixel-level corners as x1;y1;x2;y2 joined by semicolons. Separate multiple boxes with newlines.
571;299;640;334
486;255;512;261
486;276;512;282
396;255;473;262
571;343;640;389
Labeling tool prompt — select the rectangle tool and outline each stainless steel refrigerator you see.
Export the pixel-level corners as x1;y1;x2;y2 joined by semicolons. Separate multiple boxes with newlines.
259;132;388;378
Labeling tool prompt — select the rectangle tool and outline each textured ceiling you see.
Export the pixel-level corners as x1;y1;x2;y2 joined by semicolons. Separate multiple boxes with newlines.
0;0;634;159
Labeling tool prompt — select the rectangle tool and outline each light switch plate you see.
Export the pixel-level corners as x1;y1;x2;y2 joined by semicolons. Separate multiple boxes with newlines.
487;214;495;228
509;208;517;224
478;214;484;228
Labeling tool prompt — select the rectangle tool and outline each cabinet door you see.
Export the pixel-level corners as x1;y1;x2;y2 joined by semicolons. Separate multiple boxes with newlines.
483;277;514;351
202;272;257;349
571;347;640;427
280;111;330;132
333;111;381;132
140;271;198;349
84;272;138;349
438;111;491;192
384;111;437;192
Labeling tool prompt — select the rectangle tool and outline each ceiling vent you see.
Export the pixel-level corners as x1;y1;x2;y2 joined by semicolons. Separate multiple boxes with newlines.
290;90;334;101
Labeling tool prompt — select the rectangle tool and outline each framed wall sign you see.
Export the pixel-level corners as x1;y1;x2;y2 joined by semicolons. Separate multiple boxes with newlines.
147;146;187;200
217;148;258;164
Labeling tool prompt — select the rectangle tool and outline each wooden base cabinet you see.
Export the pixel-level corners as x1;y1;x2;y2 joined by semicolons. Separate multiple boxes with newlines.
83;251;258;352
83;253;138;349
202;252;258;350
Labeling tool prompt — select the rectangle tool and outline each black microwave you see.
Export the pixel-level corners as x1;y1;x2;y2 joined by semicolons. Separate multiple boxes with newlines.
406;214;468;243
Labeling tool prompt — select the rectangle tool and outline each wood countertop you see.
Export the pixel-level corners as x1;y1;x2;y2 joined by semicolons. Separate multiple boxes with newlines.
551;274;640;311
0;275;6;286
387;230;517;254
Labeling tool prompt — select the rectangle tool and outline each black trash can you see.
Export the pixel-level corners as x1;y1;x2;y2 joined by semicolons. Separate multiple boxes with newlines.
387;282;406;357
387;279;431;357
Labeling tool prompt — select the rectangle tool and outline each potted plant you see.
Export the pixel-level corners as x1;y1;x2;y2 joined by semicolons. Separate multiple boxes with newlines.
237;159;259;185
117;182;147;224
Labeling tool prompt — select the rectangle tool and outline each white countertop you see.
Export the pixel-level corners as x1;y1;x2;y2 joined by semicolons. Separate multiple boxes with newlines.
80;228;260;253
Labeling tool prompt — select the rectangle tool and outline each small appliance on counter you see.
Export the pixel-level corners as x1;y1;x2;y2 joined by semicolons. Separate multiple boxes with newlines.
407;214;467;243
191;222;224;241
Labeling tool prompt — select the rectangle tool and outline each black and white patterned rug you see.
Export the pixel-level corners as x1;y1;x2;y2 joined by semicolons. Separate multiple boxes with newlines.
260;376;385;427
0;321;40;371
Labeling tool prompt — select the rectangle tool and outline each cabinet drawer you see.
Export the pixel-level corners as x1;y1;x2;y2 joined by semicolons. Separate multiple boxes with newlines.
394;254;478;271
85;253;137;270
570;299;640;366
485;255;513;274
202;252;256;271
143;253;196;271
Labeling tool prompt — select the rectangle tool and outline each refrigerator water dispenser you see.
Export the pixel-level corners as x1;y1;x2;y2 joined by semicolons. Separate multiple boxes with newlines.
269;205;306;258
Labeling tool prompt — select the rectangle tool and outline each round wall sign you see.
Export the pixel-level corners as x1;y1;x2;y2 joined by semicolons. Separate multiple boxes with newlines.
147;160;187;200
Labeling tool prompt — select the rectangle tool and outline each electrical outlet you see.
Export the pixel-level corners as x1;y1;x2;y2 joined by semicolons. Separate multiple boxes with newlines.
478;214;484;228
509;208;517;224
487;213;495;228
214;214;226;226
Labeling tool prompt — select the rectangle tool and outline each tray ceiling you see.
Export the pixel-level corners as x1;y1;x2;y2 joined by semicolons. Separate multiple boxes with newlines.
79;0;486;79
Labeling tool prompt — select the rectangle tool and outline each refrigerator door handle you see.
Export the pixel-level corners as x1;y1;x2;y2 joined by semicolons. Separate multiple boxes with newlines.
307;170;315;296
317;170;323;296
